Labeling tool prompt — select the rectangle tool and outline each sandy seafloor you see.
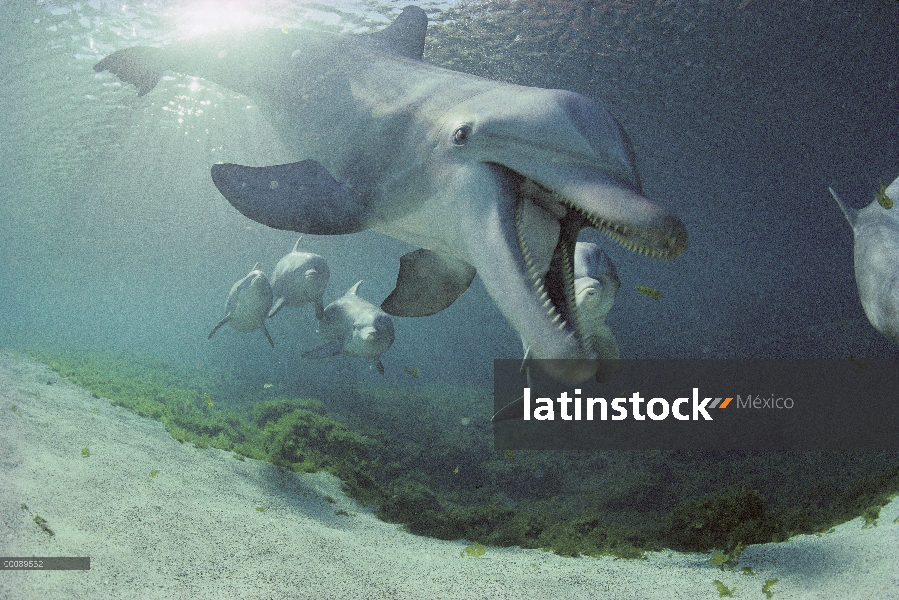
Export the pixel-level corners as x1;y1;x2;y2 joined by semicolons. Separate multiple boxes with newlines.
1;350;897;600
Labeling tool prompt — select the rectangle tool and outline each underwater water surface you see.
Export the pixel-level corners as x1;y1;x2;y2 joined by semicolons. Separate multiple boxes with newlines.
2;0;899;583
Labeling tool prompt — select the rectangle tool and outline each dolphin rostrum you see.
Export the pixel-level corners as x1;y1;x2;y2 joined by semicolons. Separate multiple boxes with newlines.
94;6;687;383
208;264;275;347
830;175;899;343
302;281;395;375
268;238;330;319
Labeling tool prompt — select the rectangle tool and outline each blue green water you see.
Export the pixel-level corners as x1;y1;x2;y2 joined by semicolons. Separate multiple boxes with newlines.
2;1;897;394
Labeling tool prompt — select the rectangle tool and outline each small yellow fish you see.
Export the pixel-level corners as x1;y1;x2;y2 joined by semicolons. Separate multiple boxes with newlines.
203;392;214;408
403;366;419;378
504;449;515;462
281;25;289;34
876;179;894;209
636;285;663;300
453;465;459;475
263;383;273;389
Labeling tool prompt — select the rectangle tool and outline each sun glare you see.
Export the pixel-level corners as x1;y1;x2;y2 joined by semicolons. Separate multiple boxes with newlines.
178;1;266;36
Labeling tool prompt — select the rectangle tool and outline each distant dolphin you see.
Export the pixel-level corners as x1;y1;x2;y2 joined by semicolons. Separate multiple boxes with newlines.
574;241;621;360
208;264;275;347
268;238;330;319
302;281;395;374
94;6;687;384
830;175;899;343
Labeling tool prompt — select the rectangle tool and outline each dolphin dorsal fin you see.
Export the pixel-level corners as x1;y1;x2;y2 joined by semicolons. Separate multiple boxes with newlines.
293;237;303;253
347;280;363;296
252;262;260;271
369;5;427;60
828;187;858;228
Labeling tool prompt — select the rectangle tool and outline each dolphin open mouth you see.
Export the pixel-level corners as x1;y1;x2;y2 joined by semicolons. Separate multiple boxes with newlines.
508;168;687;364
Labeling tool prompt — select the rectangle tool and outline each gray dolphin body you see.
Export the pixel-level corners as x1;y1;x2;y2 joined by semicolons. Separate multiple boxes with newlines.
95;6;687;383
574;241;621;360
268;238;330;319
830;175;899;343
208;265;275;347
302;281;395;374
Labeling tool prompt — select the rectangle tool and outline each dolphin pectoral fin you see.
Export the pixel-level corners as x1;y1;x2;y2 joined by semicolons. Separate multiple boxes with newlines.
828;187;858;228
492;396;525;423
590;325;620;362
381;249;476;317
314;299;325;320
267;297;286;318
375;358;385;375
208;315;230;339
262;324;275;348
211;161;370;235
302;340;344;359
93;46;166;97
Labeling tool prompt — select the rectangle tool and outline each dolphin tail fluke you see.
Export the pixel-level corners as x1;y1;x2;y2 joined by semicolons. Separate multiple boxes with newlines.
94;47;166;97
262;324;275;348
829;187;858;227
381;249;476;317
208;315;230;339
211;161;370;235
268;297;286;318
302;340;344;359
375;358;385;376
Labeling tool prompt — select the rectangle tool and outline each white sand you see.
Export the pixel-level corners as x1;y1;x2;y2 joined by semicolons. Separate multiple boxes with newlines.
1;349;897;599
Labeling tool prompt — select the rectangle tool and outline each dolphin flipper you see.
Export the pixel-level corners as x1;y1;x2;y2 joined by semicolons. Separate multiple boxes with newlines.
492;396;525;423
262;323;275;348
208;315;231;339
211;161;370;235
375;358;385;375
314;299;325;320
268;297;287;318
381;249;477;317
829;187;858;227
302;340;345;359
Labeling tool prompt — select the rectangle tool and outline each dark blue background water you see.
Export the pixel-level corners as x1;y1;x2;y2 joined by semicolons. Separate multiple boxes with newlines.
1;0;897;397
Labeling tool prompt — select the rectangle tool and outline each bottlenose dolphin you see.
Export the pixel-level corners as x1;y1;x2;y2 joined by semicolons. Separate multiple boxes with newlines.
268;238;330;319
574;241;621;360
208;264;275;347
302;281;395;374
830;175;899;343
94;6;687;383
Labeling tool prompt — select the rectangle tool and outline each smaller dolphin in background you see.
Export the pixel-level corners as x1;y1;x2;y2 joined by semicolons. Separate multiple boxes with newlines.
208;264;275;347
302;281;395;374
829;175;899;344
268;238;330;319
574;241;621;361
494;241;621;423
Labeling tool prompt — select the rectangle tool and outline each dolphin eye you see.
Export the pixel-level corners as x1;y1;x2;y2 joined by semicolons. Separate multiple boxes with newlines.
452;125;471;146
